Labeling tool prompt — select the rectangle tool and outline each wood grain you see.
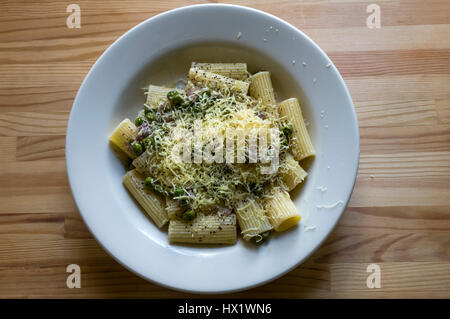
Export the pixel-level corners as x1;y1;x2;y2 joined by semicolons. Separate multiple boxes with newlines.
16;136;66;161
0;0;449;298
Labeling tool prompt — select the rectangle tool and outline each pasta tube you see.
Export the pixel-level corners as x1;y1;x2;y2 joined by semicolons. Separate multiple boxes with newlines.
191;62;248;81
265;188;300;232
146;85;182;107
168;213;237;245
188;67;249;95
249;71;276;108
123;170;168;228
133;151;174;186
165;198;182;220
109;118;137;159
279;153;308;191
132;151;151;176
235;199;273;241
278;98;315;161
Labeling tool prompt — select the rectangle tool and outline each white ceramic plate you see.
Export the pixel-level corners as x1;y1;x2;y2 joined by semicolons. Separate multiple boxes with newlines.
66;4;359;293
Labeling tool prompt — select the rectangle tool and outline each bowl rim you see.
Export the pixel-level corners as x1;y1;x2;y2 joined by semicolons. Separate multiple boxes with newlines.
66;3;360;294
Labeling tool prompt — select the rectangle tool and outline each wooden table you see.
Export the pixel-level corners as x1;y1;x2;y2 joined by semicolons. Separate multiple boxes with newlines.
0;0;449;298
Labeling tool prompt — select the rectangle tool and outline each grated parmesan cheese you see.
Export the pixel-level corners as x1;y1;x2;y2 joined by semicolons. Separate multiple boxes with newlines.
134;79;291;212
316;200;344;209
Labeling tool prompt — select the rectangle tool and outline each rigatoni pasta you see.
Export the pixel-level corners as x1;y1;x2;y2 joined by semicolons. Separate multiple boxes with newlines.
278;98;315;161
109;119;137;159
189;67;249;95
264;188;300;232
168;213;237;245
122;170;169;228
165;198;182;220
279;153;308;191
146;85;182;107
249;71;277;115
110;62;315;246
132;151;151;176
192;62;248;81
235;199;273;241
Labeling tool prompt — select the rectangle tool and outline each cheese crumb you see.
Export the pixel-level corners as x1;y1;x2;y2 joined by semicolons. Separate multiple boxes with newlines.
316;200;344;209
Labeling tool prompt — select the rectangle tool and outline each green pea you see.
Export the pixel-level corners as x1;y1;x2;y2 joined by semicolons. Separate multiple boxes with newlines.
145;110;157;121
251;235;263;245
144;177;153;188
181;101;191;108
182;210;196;221
251;231;271;245
172;187;184;197
144;106;152;114
131;141;143;156
144;177;167;196
167;91;184;106
261;231;271;241
142;136;154;149
281;135;290;148
135;116;145;126
282;124;293;137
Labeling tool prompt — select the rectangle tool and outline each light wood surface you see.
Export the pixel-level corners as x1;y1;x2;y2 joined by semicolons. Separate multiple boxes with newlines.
0;0;449;298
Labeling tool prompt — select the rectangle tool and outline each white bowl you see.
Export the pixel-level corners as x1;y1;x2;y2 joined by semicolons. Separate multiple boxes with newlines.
66;4;359;293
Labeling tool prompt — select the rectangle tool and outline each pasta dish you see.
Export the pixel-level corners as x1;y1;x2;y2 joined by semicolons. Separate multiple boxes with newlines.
109;63;315;245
